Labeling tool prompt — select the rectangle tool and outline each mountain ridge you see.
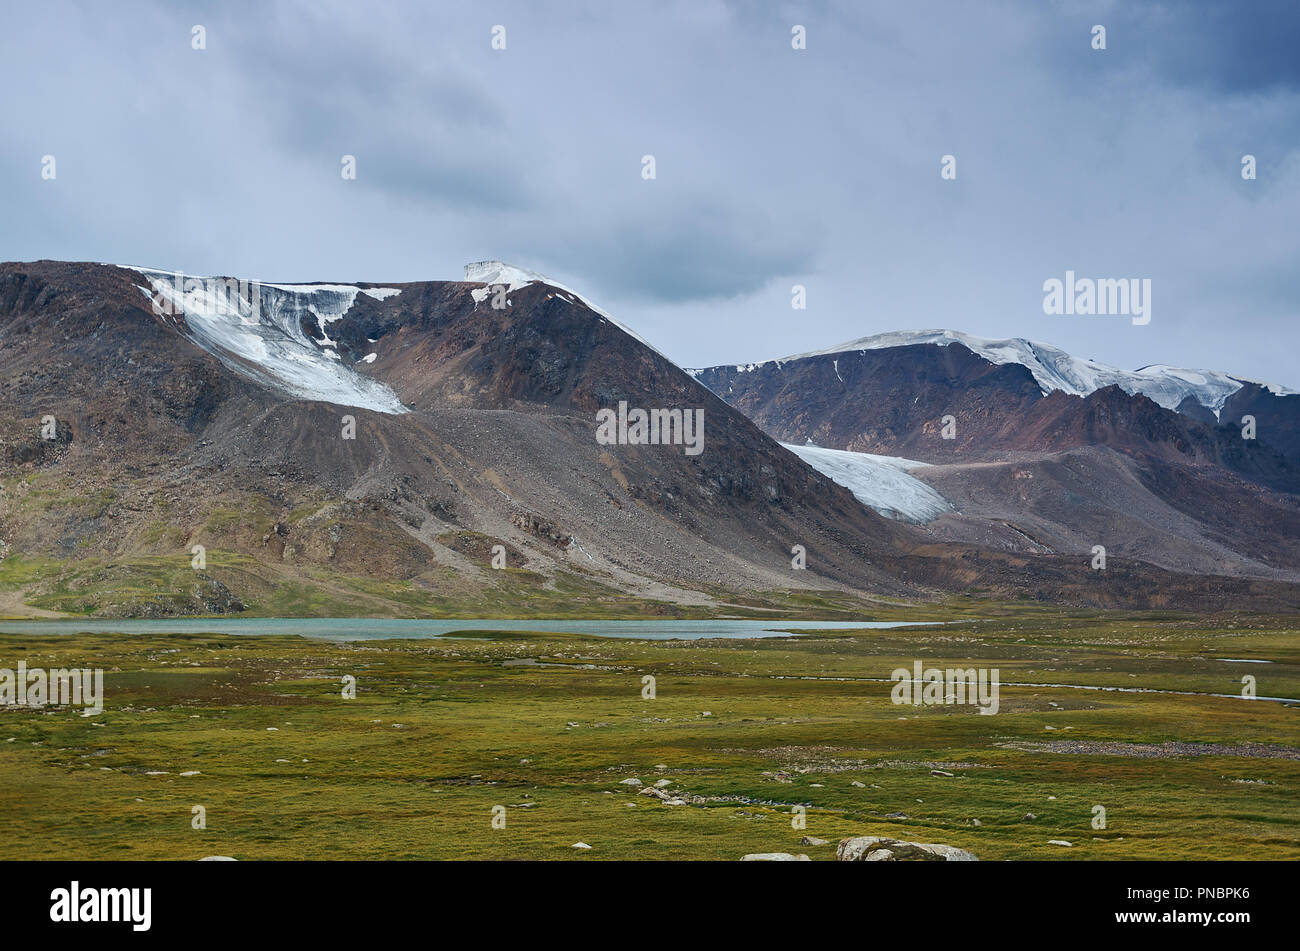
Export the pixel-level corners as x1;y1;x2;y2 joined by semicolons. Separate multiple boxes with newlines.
691;334;1300;584
691;327;1298;419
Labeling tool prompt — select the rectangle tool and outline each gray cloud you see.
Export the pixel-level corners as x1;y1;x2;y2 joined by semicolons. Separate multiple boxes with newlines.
1;0;1297;388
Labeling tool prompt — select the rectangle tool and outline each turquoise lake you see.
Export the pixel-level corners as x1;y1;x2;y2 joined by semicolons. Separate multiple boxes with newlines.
0;617;945;641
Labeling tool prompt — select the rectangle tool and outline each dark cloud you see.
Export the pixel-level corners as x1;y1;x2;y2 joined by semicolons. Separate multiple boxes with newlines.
552;194;821;304
0;0;1297;387
1120;0;1300;95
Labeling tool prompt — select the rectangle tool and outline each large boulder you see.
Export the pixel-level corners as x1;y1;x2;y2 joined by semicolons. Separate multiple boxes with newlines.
740;853;811;861
837;836;977;862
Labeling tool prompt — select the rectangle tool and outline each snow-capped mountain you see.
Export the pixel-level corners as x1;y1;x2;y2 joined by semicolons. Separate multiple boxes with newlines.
691;323;1300;586
3;259;932;617
691;326;1300;469
731;329;1295;417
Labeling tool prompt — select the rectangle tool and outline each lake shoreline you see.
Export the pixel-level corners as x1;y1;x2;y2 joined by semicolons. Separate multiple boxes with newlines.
0;617;951;641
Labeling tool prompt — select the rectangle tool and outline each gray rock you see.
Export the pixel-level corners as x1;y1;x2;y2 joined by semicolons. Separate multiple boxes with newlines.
741;852;811;861
800;835;830;846
837;836;977;862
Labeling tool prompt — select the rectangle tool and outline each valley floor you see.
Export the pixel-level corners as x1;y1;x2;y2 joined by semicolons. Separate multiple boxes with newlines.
1;613;1297;860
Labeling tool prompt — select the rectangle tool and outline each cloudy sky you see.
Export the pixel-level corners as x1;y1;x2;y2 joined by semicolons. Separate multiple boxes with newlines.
3;0;1298;385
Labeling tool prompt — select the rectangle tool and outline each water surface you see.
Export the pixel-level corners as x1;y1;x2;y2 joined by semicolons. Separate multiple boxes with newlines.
0;617;942;642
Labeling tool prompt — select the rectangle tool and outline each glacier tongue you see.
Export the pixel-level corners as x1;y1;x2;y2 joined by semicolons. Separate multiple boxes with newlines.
126;267;408;414
784;443;953;524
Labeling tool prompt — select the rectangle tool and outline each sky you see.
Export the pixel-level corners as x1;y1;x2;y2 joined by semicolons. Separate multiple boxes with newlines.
3;0;1299;385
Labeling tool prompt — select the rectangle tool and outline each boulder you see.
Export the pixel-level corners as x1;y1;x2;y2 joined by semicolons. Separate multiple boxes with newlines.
837;836;977;862
741;853;811;861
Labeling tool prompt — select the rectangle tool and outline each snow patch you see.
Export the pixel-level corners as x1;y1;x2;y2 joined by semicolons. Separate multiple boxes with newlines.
784;443;953;524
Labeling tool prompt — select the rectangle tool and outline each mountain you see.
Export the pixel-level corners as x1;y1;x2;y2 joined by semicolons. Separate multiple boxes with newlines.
0;260;930;618
4;263;1299;617
729;328;1296;417
691;331;1300;582
690;331;1300;468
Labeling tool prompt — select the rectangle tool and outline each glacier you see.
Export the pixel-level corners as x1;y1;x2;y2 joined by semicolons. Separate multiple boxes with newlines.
783;443;953;524
124;266;408;414
123;260;671;414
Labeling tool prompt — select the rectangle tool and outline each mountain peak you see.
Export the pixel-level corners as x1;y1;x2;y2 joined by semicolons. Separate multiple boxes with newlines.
463;261;554;291
463;260;666;361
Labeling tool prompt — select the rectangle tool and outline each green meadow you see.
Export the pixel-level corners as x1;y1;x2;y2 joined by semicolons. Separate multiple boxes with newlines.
1;613;1297;860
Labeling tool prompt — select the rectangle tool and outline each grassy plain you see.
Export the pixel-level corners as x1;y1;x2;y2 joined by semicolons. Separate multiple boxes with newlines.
0;613;1296;860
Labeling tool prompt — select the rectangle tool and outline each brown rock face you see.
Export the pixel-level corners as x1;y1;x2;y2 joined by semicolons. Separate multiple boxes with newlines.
692;343;1045;459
